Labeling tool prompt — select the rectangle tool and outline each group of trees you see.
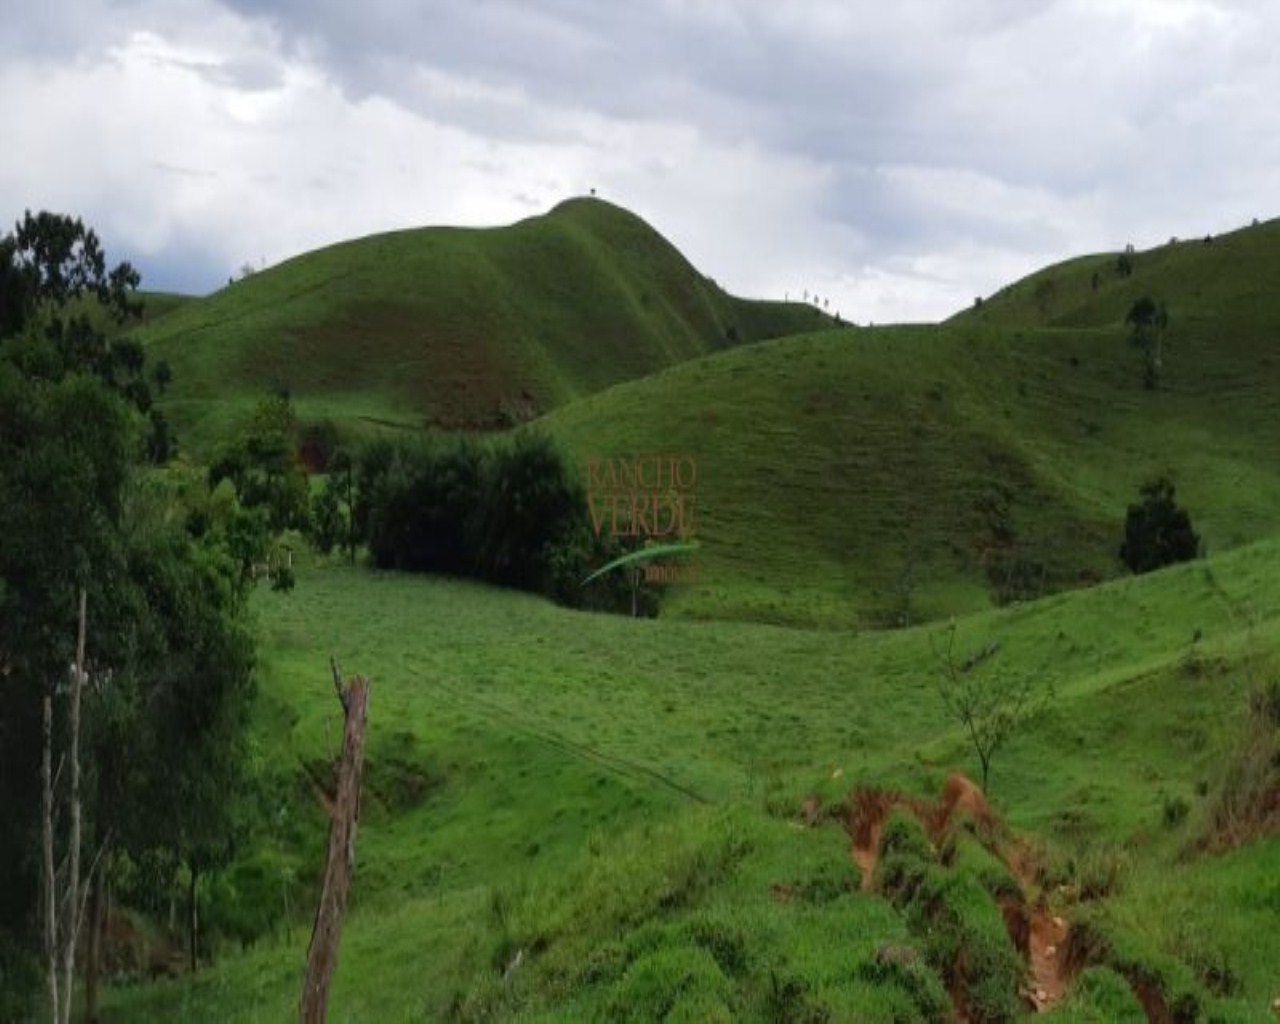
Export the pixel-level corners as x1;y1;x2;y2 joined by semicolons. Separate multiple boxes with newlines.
0;212;175;461
353;432;645;614
0;213;264;1020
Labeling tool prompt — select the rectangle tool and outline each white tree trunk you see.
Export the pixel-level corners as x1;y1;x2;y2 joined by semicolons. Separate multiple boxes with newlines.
59;587;87;1024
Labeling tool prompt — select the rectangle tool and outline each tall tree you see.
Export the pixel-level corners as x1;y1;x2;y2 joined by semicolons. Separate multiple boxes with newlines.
1;213;257;1017
209;394;310;535
1125;296;1169;390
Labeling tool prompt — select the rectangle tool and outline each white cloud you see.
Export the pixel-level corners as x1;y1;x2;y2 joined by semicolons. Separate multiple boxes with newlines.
2;0;1278;321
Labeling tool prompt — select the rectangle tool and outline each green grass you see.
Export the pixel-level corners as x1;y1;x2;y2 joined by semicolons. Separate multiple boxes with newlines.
101;534;1280;1021
135;198;831;454
541;319;1280;628
530;214;1280;629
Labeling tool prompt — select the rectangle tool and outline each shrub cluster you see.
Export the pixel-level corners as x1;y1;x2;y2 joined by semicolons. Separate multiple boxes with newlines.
355;432;650;613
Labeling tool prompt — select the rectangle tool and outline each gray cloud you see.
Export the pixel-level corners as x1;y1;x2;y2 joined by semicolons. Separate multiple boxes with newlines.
3;0;1278;321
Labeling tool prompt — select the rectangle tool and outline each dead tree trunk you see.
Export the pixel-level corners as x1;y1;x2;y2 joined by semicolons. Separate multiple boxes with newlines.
299;659;370;1024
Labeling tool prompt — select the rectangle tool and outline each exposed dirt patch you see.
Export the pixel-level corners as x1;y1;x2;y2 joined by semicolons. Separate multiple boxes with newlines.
1024;906;1069;1011
841;785;934;891
839;774;1075;1015
937;773;997;835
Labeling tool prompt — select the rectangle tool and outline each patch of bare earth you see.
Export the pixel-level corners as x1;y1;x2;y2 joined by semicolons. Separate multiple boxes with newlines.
837;774;1075;1015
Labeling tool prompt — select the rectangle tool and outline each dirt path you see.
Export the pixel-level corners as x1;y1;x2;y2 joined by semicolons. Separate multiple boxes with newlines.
1025;907;1069;1011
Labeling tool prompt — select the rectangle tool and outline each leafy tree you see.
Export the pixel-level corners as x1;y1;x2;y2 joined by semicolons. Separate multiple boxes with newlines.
308;449;357;562
364;434;483;574
356;433;627;607
0;212;146;401
0;365;130;1016
209;394;310;533
1125;296;1169;389
309;475;345;556
1119;476;1200;574
0;214;257;1013
473;432;583;591
0;211;179;464
930;623;1048;792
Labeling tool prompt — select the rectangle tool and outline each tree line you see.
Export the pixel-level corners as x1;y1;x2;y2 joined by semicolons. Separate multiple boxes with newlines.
0;213;271;1021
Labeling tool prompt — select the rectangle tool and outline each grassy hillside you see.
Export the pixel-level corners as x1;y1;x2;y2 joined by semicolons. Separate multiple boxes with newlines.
541;219;1280;628
135;198;831;453
954;216;1280;336
102;536;1280;1021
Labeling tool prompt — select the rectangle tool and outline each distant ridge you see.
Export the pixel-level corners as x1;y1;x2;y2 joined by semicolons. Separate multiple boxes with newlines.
544;216;1280;627
136;197;834;450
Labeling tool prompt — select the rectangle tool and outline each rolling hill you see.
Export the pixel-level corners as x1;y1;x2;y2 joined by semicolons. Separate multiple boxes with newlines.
139;204;1280;629
542;218;1280;627
136;197;833;452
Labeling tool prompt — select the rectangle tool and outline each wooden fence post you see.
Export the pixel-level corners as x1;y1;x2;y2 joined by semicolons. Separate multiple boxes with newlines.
300;658;370;1024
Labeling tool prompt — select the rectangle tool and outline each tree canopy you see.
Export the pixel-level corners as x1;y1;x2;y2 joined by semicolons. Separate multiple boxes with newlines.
1119;476;1200;574
0;212;258;1016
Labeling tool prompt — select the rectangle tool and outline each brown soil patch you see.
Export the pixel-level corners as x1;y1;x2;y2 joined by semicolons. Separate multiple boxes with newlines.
852;821;882;892
839;774;1075;1015
842;786;931;891
937;773;997;833
1024;907;1069;1011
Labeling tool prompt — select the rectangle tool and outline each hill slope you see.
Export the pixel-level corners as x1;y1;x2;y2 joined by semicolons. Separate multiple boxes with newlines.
136;198;832;452
104;537;1280;1021
542;218;1280;627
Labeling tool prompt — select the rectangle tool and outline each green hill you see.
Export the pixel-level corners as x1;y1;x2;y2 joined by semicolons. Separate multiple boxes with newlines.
103;537;1280;1021
542;218;1280;628
953;215;1280;335
136;198;832;452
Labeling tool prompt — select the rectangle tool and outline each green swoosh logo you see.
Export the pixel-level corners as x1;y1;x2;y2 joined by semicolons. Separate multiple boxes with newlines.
580;540;701;586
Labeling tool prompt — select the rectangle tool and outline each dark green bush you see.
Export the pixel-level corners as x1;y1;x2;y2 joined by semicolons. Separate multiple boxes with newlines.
364;432;484;575
1120;477;1199;575
1162;794;1191;829
357;432;656;613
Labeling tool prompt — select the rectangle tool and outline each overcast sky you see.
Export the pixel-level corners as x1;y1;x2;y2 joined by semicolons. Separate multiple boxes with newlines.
3;1;1277;323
